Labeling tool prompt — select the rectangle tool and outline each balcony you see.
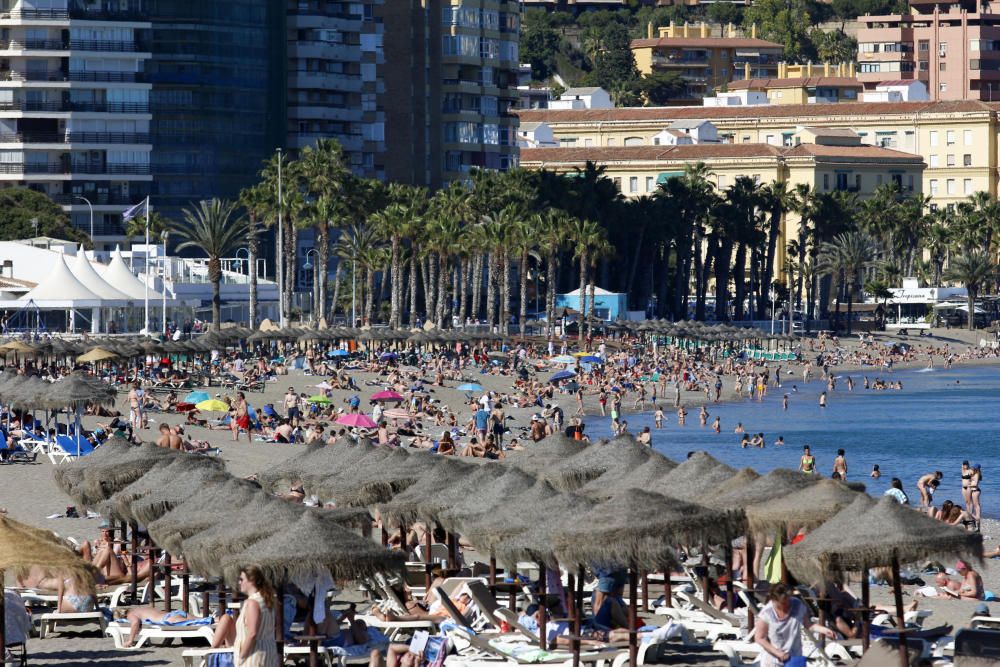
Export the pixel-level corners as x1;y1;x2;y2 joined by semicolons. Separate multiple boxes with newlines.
69;1;146;22
0;162;150;175
0;39;146;53
53;192;140;206
0;132;150;144
0;70;148;83
0;100;149;113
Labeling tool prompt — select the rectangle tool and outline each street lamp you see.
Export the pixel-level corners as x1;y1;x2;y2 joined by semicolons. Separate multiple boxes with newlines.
161;230;169;335
276;147;286;328
302;248;320;325
770;290;777;335
73;195;94;242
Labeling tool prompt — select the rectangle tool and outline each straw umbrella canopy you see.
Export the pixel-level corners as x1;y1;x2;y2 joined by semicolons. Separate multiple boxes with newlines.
0;373;29;400
221;511;406;586
704;468;819;514
657;452;737;502
311;447;441;507
554;489;744;572
0;515;98;591
105;457;227;524
503;433;584;476
459;480;567;560
577;451;678;500
491;492;596;568
376;456;483;529
1;340;37;353
539;435;660;492
54;439;175;509
47;373;117;410
9;375;52;408
77;347;119;363
786;495;983;586
744;478;864;536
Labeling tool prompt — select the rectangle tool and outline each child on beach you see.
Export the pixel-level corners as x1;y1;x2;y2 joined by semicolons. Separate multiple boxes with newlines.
654;408;663;429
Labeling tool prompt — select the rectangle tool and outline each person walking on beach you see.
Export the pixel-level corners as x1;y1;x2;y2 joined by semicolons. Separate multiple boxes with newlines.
962;460;973;513
832;449;848;480
654;408;664;429
917;471;943;507
128;381;145;430
799;446;817;475
754;584;835;667
970;464;983;529
232;392;250;442
819;391;827;408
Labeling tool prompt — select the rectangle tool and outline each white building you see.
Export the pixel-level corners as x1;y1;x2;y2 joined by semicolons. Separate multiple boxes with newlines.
702;90;769;107
517;121;556;148
548;87;613;110
861;80;930;103
652;120;718;145
0;0;153;249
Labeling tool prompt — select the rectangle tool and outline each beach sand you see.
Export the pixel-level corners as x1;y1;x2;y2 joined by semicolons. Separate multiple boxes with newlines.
12;327;1000;664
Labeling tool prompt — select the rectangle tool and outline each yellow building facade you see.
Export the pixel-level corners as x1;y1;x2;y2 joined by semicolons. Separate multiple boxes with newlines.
516;100;997;209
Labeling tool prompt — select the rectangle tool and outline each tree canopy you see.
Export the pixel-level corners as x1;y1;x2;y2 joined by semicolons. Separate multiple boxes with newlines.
0;188;89;246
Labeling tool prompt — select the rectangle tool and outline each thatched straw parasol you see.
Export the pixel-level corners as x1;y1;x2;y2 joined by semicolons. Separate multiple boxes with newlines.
491;491;596;568
0;515;98;596
656;451;736;502
786;495;983;585
376;456;483;529
310;447;440;507
704;468;818;514
555;489;743;572
9;376;51;408
77;347;119;363
48;373;117;409
255;438;364;494
55;441;178;509
503;433;583;476
105;457;227;524
576;448;677;500
460;480;566;560
222;512;405;586
744;478;863;535
539;435;658;492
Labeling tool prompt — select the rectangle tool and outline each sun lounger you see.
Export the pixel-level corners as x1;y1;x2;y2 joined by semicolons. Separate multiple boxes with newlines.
181;647;234;667
356;615;436;642
106;619;214;649
443;624;622;666
37;610;107;638
47;435;95;464
675;591;743;628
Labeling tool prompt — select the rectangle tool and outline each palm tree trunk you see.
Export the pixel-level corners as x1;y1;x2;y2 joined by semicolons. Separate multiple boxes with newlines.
423;255;434;323
486;253;497;329
409;253;418;328
472;253;483;320
330;263;342;317
733;243;747;320
437;253;448;328
578;251;587;342
968;291;977;330
317;222;329;323
546;252;557;337
588;278;596;340
390;235;401;328
715;238;732;322
459;257;469;324
283;222;295;324
209;258;222;331
248;233;258;327
762;209;781;320
366;268;375;325
519;248;529;336
626;224;646;297
501;250;511;334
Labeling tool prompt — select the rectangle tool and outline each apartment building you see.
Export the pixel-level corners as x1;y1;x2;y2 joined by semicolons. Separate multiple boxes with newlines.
857;0;1000;101
725;63;863;105
517;100;997;209
286;0;385;179
0;0;152;246
631;22;783;100
381;0;519;188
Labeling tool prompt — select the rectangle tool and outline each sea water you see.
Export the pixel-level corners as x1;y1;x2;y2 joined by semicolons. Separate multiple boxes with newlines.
583;365;1000;516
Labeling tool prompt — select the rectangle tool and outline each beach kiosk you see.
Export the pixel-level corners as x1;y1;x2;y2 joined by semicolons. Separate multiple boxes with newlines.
887;278;966;334
555;286;627;321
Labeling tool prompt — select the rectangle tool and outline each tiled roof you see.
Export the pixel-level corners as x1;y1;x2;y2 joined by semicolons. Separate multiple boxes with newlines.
631;37;783;49
727;77;862;90
799;127;860;137
516;100;994;124
521;142;923;164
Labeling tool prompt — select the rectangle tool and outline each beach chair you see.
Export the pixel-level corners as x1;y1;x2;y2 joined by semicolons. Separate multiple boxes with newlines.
106;618;215;649
181;647;234;667
47;435;95;464
37;610;107;638
675;591;743;629
443;624;622;666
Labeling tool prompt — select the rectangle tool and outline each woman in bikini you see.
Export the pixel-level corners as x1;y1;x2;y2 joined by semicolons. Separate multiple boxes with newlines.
969;464;983;529
962;460;973;514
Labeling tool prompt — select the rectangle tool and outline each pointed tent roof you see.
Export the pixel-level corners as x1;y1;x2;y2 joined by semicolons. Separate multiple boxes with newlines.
70;247;132;302
101;246;163;300
22;253;103;306
561;286;620;297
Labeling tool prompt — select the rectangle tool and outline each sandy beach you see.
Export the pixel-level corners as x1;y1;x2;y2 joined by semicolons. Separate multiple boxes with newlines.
10;326;1000;665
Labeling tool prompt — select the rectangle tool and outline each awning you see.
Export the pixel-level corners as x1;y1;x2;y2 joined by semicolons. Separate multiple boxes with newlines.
656;171;685;184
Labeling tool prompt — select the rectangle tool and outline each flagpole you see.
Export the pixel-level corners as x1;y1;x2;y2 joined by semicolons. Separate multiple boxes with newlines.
144;196;150;334
161;230;168;336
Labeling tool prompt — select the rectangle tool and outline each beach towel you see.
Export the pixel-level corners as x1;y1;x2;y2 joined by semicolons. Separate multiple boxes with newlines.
207;653;235;667
764;531;784;584
326;627;390;658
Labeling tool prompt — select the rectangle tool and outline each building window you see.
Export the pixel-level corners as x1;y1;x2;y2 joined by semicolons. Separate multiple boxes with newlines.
855;174;862;190
877;174;883;186
929;131;938;146
836;172;848;190
929;154;939;167
947;154;955;167
964;178;973;194
742;135;751;143
613;177;621;191
908;174;915;191
583;138;593;147
939;62;947;71
629;176;638;193
624;137;643;146
946;178;956;194
964;154;972;166
940;83;947;92
823;173;830;190
646;176;654;192
607;138;616;146
919;40;929;51
717;175;726;188
940;42;947;56
946;130;955;145
930;179;939;195
965;130;973;145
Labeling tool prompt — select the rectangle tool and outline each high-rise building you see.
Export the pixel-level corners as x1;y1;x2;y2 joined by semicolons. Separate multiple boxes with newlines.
145;0;284;223
286;0;385;179
382;0;520;188
856;0;1000;101
0;0;153;246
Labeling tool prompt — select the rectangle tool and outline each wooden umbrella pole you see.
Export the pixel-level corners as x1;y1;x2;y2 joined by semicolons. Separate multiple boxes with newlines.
489;556;497;588
663;565;672;608
274;583;285;659
447;532;458;570
424;528;433;592
537;562;547;650
399;520;407;559
163;552;172;612
641;571;648;612
725;545;734;612
180;561;190;614
700;542;710;604
0;568;6;654
573;566;584;667
218;581;227;614
628;567;638;667
306;592;319;667
129;521;139;603
891;556;908;667
861;565;871;651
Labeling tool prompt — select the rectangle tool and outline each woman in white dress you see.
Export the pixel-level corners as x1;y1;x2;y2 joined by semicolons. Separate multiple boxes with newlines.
754;584;835;667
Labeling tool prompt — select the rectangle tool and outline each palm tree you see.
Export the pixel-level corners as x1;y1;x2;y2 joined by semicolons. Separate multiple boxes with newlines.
171;198;246;331
759;181;796;319
334;223;384;325
817;231;877;334
238;183;269;327
538;209;570;336
512;218;540;336
945;251;995;330
924;217;951;287
568;217;605;341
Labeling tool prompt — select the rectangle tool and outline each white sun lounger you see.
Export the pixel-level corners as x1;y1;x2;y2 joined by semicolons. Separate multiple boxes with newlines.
182;647;234;667
37;611;107;638
106;621;214;649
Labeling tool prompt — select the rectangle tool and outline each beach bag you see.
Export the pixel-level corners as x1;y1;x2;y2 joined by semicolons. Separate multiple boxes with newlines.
423;636;449;667
764;531;784;585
